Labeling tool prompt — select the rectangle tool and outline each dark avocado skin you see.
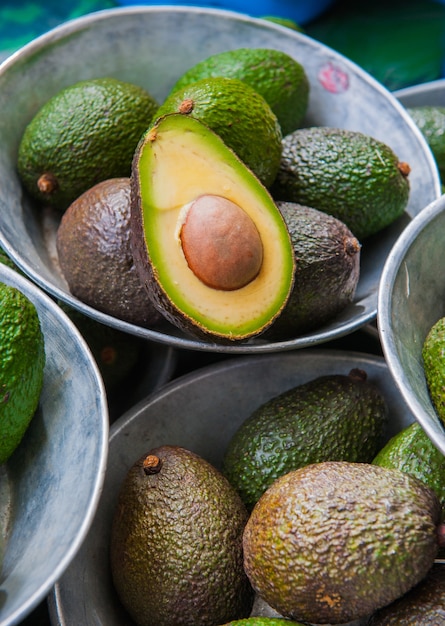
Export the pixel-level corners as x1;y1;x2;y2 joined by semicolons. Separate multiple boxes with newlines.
110;445;254;626
223;368;388;510
367;565;445;625
243;461;442;625
265;202;361;338
271;127;410;240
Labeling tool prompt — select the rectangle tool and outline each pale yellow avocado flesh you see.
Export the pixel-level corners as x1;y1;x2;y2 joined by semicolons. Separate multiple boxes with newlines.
135;114;294;339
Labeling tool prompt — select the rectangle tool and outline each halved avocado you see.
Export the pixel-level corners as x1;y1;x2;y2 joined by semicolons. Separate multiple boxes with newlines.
130;114;295;343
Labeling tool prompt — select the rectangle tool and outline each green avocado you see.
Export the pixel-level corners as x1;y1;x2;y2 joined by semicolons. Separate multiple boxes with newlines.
264;202;361;338
110;445;254;626
220;619;305;626
130;113;295;344
223;368;388;510
243;461;442;624
271;126;411;240
154;76;282;188
373;420;445;520
408;105;445;181
422;316;445;426
169;47;309;136
17;77;158;212
0;282;45;464
367;564;445;625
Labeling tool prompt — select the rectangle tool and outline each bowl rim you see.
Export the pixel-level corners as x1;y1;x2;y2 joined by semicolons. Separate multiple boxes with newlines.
378;194;445;455
0;263;109;624
0;5;441;354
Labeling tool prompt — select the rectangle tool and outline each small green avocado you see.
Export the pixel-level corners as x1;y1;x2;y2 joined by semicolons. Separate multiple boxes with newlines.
223;368;388;510
219;619;305;626
169;47;309;135
0;282;45;464
373;420;445;520
17;77;159;212
154;76;282;188
110;445;254;626
271;126;411;240
130;113;295;344
408;105;445;181
243;461;442;625
264;202;361;338
422;316;445;426
367;564;445;625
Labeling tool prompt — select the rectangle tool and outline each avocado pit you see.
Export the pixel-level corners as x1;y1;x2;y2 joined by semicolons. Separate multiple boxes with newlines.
179;194;264;291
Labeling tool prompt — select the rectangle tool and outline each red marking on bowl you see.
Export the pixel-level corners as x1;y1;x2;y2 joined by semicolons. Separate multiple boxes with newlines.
318;62;349;93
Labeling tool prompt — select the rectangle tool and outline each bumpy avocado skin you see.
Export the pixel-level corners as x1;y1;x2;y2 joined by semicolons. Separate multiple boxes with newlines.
169;47;309;136
110;445;254;626
271;127;410;240
220;619;305;625
367;565;445;625
408;105;445;180
243;461;441;625
154;76;282;188
265;202;361;338
423;316;445;426
373;420;445;519
223;369;388;510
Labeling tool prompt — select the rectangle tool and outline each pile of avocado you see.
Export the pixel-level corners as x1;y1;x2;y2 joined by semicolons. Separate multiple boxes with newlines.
108;369;445;626
15;46;411;344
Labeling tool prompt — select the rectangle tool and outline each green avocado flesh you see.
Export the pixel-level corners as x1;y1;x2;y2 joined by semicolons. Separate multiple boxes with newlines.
130;114;295;342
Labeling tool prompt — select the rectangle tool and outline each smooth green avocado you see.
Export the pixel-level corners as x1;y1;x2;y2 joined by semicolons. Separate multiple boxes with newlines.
271;126;411;240
223;368;388;510
110;445;254;626
169;47;309;135
0;282;45;464
130;113;295;344
422;316;445;426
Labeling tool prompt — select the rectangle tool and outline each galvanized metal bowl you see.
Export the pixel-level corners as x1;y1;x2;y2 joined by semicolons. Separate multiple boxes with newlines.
0;264;108;625
378;194;445;456
396;78;445;108
48;348;415;626
0;6;440;354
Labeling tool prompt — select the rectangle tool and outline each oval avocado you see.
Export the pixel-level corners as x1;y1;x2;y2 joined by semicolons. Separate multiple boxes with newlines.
130;113;295;343
169;47;309;136
17;77;159;212
422;316;445;426
223;368;388;510
271;126;411;240
264;201;361;338
408;105;445;180
243;461;442;625
154;76;282;188
110;445;254;626
56;177;162;328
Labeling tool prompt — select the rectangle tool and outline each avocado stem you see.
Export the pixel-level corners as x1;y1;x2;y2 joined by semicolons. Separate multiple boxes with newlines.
37;172;58;195
397;161;411;178
143;454;162;474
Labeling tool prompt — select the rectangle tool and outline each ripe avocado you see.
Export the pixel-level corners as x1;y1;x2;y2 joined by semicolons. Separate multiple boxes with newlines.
130;113;295;343
56;177;162;328
110;445;254;626
169;47;309;135
154;76;282;188
0;282;45;464
223;368;388;510
422;316;445;426
408;105;445;180
367;564;445;625
17;77;159;212
243;461;442;624
264;202;361;338
271;126;411;240
373;420;445;520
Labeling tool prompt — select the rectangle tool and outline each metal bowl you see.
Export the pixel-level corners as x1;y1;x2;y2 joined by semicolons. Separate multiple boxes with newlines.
0;6;440;354
378;194;445;455
48;348;416;626
0;264;108;625
395;78;445;107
